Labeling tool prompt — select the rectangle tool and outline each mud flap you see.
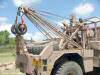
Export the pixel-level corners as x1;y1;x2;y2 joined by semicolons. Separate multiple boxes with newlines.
26;55;34;74
15;54;34;74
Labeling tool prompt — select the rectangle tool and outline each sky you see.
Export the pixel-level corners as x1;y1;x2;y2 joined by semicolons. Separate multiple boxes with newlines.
0;0;100;40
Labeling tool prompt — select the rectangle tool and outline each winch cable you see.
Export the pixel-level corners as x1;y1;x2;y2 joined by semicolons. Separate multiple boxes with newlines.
28;11;60;38
37;10;68;19
29;13;56;38
29;11;82;48
26;8;67;38
26;14;52;39
22;7;82;49
33;13;62;36
31;15;59;39
32;13;60;38
32;12;82;49
30;8;67;19
25;13;53;39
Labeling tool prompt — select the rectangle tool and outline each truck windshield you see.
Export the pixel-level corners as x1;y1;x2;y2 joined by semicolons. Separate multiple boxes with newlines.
27;45;45;55
26;41;48;55
26;40;60;55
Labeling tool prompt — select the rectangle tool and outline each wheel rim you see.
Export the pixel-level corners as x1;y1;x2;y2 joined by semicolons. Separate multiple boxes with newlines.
66;70;76;75
67;72;75;75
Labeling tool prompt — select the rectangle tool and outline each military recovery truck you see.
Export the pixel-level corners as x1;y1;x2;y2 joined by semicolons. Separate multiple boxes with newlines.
11;6;100;75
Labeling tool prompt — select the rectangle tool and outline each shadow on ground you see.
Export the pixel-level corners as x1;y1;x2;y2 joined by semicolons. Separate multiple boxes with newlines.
85;67;100;75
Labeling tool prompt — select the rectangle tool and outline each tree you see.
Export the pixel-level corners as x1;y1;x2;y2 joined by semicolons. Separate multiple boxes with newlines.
9;38;16;45
0;30;10;45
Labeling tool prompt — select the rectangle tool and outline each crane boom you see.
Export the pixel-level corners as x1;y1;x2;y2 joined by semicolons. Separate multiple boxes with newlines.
18;6;82;49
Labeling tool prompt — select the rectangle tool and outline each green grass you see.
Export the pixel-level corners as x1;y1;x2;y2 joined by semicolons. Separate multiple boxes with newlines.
0;46;24;75
0;45;15;53
0;52;15;64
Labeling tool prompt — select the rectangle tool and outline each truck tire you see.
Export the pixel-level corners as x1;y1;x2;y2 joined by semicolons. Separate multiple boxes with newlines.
11;25;16;34
55;61;83;75
15;23;27;35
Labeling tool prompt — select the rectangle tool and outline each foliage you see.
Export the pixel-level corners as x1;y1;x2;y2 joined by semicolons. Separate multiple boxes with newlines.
9;38;16;45
0;30;10;45
0;31;16;53
0;30;16;45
